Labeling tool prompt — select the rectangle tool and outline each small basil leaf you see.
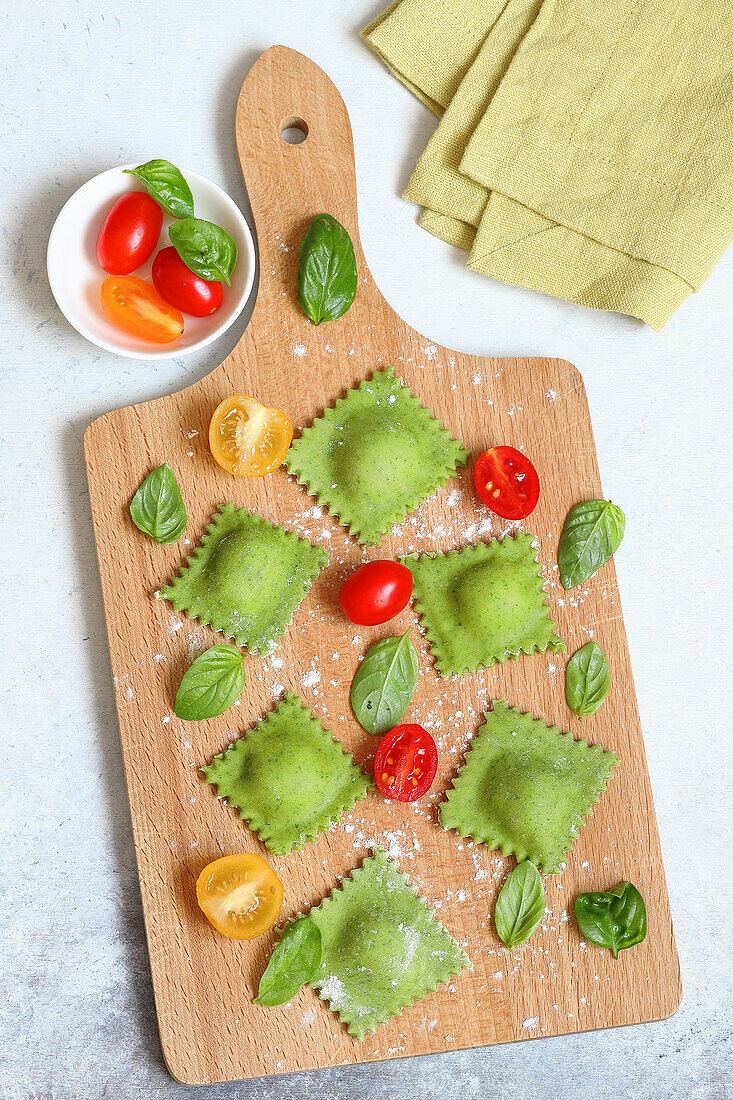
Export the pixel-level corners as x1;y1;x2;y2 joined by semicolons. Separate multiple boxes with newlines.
494;861;546;950
574;881;647;958
174;645;245;721
124;159;194;219
298;213;357;325
254;918;322;1006
169;217;237;285
566;641;611;718
350;632;418;735
129;463;186;544
558;499;625;589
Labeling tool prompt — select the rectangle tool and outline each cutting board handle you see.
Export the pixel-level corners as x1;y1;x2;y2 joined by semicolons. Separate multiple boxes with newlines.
235;46;363;307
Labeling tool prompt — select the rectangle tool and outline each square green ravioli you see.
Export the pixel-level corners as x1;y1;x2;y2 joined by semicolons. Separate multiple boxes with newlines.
159;504;327;654
285;368;469;545
402;532;564;676
440;701;619;873
202;693;371;853
306;848;471;1039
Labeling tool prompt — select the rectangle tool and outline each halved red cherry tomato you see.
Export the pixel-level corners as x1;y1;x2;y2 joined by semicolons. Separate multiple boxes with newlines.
339;560;413;625
96;192;162;275
374;724;437;802
474;445;539;520
152;246;224;317
101;275;184;343
196;853;283;941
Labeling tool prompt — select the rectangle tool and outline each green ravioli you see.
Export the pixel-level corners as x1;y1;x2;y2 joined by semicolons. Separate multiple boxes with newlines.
402;533;564;676
285;368;469;545
202;693;371;853
159;504;327;654
307;848;471;1039
440;701;619;873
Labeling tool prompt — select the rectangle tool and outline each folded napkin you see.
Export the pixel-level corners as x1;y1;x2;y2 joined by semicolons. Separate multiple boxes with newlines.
363;0;733;328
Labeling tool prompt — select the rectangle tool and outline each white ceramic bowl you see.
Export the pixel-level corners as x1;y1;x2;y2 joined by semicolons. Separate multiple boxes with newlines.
47;163;255;360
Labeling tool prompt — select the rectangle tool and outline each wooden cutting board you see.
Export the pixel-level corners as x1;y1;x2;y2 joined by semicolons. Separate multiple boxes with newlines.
84;46;681;1086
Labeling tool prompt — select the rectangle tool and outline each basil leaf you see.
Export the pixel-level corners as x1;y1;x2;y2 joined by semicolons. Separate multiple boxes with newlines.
298;213;357;325
350;632;419;735
558;499;625;589
254;918;322;1006
574;882;647;958
124;159;194;219
169;217;237;285
566;642;610;718
129;463;186;544
174;645;245;721
494;861;546;950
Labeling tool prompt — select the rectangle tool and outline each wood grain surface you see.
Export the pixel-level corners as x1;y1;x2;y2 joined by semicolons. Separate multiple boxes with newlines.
84;46;681;1087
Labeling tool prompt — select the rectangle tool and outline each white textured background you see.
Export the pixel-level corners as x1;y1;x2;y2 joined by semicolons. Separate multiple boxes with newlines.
1;3;731;1098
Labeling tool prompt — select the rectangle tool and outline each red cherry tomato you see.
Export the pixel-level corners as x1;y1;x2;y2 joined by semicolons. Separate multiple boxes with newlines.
374;724;437;802
96;192;162;275
473;445;540;520
339;561;413;626
152;246;224;317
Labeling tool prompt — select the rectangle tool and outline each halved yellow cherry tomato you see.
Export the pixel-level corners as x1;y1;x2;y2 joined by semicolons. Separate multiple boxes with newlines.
196;854;283;941
209;394;293;476
100;275;184;344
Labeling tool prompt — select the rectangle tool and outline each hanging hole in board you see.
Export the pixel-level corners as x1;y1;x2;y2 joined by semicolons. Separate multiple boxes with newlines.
280;117;309;145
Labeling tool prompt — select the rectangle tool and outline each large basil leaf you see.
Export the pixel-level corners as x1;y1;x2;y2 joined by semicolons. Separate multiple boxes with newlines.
494;861;546;950
169;217;237;285
254;918;322;1006
129;463;186;544
125;159;194;219
574;882;647;958
558;499;625;589
174;645;245;721
350;632;418;735
298;213;357;325
566;641;610;718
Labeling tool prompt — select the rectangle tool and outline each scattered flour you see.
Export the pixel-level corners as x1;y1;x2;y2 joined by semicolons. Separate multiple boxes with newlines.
319;976;346;1002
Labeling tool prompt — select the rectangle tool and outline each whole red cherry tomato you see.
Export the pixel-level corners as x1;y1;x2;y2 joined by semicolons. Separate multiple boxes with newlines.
152;246;224;317
338;560;413;625
374;724;438;802
96;192;163;275
473;445;540;520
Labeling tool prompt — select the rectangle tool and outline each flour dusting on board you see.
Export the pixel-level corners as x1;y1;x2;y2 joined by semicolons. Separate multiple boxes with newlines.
85;192;667;1077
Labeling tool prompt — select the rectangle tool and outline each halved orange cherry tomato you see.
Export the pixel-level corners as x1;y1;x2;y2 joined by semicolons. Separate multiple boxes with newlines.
100;275;184;344
209;394;293;476
474;445;540;520
196;854;283;941
374;724;438;802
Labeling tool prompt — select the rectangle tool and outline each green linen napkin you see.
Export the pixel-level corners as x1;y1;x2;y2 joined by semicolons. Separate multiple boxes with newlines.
363;0;733;328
